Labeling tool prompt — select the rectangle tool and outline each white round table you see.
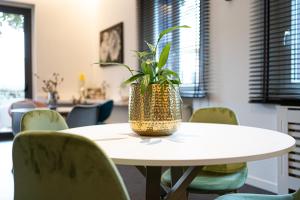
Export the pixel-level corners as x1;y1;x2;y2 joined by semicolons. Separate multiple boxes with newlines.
62;123;295;200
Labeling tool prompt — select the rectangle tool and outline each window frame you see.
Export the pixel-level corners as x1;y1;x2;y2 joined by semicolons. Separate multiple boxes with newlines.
0;5;32;98
249;0;300;105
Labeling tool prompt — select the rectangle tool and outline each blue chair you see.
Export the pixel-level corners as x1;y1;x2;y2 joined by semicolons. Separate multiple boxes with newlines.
66;104;100;128
97;100;114;124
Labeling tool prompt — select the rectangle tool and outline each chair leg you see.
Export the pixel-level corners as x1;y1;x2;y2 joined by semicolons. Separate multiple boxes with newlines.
186;191;189;199
216;190;238;196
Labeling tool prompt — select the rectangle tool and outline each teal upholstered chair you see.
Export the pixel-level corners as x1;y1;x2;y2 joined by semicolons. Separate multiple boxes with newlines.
97;100;114;124
21;110;68;131
13;131;130;200
66;104;100;128
161;107;248;196
216;189;300;200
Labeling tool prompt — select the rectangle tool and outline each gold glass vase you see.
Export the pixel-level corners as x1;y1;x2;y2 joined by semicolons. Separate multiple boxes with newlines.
129;84;182;136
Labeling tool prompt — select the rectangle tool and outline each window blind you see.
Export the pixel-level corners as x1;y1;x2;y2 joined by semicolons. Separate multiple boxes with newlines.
138;0;209;98
250;0;300;105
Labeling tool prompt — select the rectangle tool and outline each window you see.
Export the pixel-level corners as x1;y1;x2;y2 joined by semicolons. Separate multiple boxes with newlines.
291;0;300;83
138;0;209;97
249;0;300;105
0;5;32;104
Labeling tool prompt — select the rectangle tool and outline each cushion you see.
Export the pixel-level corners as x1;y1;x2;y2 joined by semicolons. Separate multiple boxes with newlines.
202;163;247;174
161;167;248;192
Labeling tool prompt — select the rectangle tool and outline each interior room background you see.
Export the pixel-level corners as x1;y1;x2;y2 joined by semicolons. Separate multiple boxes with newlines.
0;0;280;194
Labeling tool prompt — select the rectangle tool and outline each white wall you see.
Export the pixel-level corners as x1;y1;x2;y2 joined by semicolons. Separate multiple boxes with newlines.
2;0;102;100
96;0;138;100
208;0;278;193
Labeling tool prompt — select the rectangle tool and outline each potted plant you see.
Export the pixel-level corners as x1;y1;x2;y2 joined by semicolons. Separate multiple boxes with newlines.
100;25;190;136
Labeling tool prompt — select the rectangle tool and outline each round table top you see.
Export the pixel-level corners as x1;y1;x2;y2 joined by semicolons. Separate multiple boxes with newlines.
62;123;295;166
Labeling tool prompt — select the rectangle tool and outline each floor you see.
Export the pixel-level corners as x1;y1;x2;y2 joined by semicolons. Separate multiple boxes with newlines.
0;139;272;200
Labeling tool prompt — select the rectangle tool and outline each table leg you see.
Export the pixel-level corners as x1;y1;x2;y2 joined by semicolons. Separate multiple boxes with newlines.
146;166;162;200
165;166;200;200
170;167;187;200
135;166;200;200
136;166;169;198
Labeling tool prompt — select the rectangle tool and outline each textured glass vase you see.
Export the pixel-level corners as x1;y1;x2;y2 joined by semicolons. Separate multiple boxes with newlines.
129;84;182;136
47;91;58;110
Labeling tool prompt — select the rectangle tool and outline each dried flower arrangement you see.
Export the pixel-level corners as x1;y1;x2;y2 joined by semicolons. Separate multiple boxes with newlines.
34;73;64;93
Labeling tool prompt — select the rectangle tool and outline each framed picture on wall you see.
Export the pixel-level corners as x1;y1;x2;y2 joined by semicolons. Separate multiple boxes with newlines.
99;22;124;66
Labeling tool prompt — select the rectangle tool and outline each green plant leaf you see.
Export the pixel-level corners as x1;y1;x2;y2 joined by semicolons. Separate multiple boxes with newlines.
166;79;176;91
133;50;153;59
158;75;167;85
141;62;154;81
157;25;191;44
94;26;190;88
157;42;171;69
141;74;150;94
145;41;156;52
123;73;144;84
161;69;179;78
94;62;135;76
170;79;181;84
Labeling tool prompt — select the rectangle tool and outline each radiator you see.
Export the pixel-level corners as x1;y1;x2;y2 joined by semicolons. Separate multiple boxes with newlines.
277;106;300;193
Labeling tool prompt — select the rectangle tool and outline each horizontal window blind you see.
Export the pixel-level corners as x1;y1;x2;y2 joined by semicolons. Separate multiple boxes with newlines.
138;0;209;98
250;0;300;105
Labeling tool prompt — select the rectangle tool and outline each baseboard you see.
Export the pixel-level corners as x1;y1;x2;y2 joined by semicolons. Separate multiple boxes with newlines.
246;175;278;193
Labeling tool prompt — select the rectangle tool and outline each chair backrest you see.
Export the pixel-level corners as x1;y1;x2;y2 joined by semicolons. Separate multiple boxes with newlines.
10;101;36;133
189;107;238;125
13;131;130;200
10;101;37;135
21;110;68;132
9;99;47;116
12;110;35;135
11;100;36;110
10;100;49;135
293;188;300;199
66;104;100;128
190;107;245;174
97;100;114;124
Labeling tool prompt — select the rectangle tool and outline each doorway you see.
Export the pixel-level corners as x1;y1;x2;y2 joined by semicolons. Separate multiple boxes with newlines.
0;5;32;132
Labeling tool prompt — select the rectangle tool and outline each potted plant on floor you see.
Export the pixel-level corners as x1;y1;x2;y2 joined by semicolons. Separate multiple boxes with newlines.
100;25;190;136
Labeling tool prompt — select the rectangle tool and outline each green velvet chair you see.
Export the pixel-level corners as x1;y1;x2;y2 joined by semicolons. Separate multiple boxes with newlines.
216;189;300;200
13;131;130;200
161;107;248;196
20;110;68;131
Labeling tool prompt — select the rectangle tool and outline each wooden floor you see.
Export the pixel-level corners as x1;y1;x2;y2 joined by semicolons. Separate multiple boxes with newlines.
0;139;272;200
